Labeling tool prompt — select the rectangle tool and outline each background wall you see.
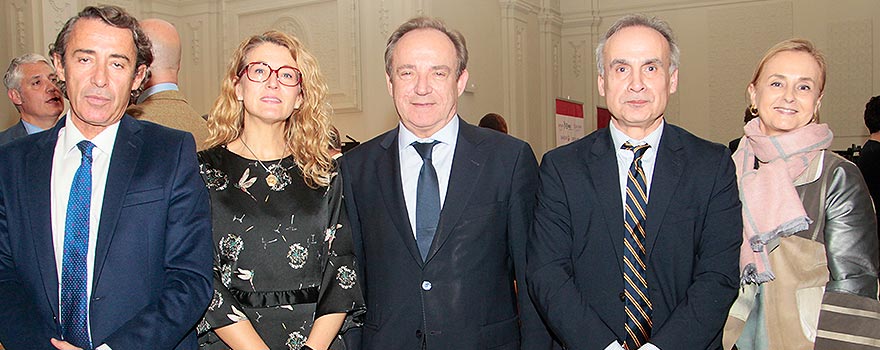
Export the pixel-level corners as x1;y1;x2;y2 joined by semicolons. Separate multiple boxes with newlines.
1;0;877;155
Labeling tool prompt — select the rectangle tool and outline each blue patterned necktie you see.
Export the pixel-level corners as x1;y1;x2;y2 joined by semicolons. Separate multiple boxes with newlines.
622;142;652;350
413;141;440;261
61;140;95;350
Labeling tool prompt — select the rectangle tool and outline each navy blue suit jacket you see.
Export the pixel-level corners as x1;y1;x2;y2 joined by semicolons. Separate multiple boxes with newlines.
341;119;553;350
527;123;742;350
0;115;213;349
0;120;29;146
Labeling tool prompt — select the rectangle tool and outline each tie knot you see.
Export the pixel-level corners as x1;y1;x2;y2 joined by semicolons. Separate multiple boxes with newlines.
412;141;439;161
76;140;95;162
622;142;650;159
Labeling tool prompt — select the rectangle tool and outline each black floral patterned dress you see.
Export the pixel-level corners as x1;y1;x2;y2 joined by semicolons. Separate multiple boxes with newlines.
196;146;364;350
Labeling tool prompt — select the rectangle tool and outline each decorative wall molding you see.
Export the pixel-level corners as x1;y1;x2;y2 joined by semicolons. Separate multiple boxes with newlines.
378;0;390;37
46;0;74;39
500;0;539;16
12;0;26;53
568;39;587;78
552;38;560;78
187;20;203;64
231;0;361;112
515;25;526;64
599;0;769;17
562;10;599;30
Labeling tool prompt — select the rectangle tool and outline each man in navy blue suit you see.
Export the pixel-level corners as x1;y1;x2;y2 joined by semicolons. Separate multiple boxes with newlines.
341;16;553;350
527;14;742;350
0;5;212;350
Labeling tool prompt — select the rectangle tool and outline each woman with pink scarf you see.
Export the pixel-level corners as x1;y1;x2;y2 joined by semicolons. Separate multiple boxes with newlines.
723;39;879;350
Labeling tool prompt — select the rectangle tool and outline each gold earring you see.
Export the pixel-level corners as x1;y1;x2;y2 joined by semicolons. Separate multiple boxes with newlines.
749;105;759;116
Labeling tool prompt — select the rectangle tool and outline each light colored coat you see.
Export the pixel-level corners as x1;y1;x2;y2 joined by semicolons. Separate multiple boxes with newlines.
127;90;209;150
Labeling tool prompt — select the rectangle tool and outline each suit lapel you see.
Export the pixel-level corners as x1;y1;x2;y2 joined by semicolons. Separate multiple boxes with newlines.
376;129;424;265
644;126;684;260
92;116;143;289
26;120;64;319
587;129;626;273
426;121;487;263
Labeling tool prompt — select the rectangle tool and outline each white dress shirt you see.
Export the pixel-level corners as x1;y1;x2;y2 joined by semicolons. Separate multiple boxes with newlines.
609;120;664;213
398;116;459;238
606;120;665;350
51;114;119;349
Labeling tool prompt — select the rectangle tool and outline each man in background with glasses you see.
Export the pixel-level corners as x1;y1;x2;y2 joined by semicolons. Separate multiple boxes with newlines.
126;18;209;150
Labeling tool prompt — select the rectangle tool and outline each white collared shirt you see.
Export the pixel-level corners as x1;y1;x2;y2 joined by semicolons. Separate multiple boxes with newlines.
398;116;459;238
609;120;664;211
50;114;119;345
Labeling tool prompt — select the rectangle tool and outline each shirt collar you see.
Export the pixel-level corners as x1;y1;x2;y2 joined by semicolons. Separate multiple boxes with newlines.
60;112;120;158
21;119;44;134
609;119;665;151
137;83;179;104
398;115;460;151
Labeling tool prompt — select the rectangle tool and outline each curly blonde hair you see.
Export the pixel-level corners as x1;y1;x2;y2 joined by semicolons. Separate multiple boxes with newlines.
206;30;334;188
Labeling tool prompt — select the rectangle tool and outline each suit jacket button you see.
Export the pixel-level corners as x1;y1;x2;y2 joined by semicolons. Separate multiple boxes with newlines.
619;292;626;302
422;280;432;291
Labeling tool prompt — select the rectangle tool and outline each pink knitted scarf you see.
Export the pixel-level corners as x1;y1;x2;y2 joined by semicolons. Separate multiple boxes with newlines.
733;118;833;284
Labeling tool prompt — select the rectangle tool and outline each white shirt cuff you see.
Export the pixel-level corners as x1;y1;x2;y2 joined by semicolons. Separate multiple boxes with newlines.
605;341;626;350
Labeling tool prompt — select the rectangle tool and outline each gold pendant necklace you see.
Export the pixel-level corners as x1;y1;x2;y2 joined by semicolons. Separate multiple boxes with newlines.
240;136;285;188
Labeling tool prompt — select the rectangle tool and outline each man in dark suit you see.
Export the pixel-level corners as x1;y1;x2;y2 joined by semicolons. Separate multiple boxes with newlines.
0;5;213;350
126;18;209;150
341;17;553;350
1;53;64;145
527;14;742;350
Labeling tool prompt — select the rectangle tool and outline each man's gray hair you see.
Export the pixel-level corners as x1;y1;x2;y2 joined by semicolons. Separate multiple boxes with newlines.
595;14;680;76
3;53;54;91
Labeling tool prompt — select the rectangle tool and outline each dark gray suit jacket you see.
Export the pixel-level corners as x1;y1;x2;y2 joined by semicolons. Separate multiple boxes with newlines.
528;123;743;350
341;119;553;350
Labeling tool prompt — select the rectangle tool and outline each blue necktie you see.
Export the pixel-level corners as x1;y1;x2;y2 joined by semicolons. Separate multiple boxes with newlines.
413;141;440;261
61;140;95;350
622;142;652;350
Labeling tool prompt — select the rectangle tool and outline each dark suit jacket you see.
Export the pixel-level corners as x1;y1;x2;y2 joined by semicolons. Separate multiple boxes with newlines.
0;120;28;146
527;123;742;350
340;119;553;350
0;115;213;349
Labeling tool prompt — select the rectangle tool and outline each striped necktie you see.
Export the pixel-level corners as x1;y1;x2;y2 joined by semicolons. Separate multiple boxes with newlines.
622;142;652;349
61;140;95;349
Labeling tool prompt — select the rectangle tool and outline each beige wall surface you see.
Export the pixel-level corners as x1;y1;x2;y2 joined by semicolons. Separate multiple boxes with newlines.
0;0;877;153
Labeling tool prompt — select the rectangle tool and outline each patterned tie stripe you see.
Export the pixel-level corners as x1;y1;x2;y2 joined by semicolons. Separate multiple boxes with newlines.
622;142;652;350
61;140;95;350
413;141;440;261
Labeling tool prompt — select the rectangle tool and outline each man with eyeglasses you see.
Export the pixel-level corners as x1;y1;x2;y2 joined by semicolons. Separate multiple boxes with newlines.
126;18;209;150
